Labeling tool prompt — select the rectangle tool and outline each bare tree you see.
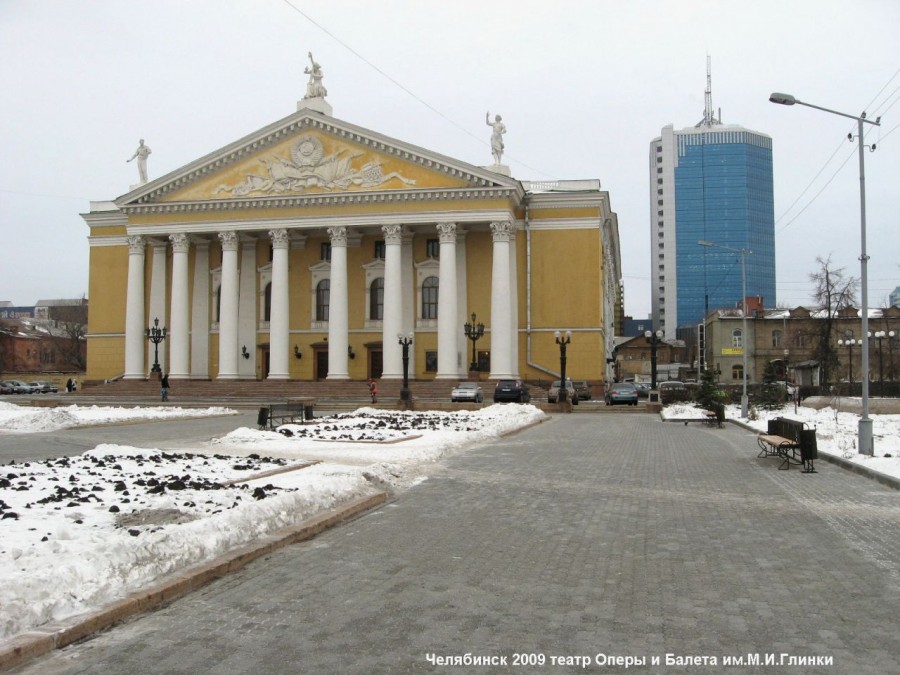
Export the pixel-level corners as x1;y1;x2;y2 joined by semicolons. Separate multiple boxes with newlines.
808;255;859;387
50;299;88;372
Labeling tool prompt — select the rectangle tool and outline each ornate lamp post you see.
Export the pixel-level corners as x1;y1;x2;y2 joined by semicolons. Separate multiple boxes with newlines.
770;92;880;455
554;330;572;404
837;336;856;389
644;329;664;389
146;317;167;375
463;313;485;372
398;333;413;406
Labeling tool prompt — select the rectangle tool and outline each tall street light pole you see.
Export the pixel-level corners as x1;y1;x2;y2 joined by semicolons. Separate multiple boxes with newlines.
770;92;880;455
644;330;664;389
698;240;751;418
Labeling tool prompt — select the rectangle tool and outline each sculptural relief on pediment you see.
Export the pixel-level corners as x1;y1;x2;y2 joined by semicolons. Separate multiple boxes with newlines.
210;132;422;198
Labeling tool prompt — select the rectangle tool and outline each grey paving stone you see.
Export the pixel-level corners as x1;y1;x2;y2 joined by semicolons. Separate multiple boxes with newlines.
14;415;900;674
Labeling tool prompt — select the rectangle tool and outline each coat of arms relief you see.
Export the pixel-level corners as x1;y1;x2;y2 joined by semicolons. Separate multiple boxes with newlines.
213;134;416;197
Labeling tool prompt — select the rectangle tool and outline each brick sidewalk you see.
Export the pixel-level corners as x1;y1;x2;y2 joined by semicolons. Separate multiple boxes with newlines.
17;415;900;674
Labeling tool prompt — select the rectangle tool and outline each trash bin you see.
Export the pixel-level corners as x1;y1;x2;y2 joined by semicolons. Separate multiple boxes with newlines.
304;405;314;421
257;406;270;430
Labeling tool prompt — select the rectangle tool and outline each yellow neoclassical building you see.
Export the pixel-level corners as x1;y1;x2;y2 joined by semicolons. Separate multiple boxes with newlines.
82;89;621;385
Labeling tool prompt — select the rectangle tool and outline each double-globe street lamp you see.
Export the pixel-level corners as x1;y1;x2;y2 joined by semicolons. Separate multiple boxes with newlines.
770;92;880;455
554;330;572;405
644;329;664;389
698;240;751;418
837;336;858;388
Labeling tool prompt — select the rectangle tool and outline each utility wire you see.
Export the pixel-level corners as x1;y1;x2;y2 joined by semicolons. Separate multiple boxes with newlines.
278;0;556;178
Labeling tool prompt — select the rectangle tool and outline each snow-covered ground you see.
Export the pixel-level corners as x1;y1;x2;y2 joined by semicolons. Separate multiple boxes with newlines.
662;401;900;481
0;402;545;642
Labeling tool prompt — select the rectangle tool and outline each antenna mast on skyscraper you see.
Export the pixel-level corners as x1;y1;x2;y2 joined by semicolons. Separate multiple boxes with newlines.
697;56;720;127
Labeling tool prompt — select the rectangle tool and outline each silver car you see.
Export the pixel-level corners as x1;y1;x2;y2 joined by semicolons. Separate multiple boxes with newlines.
451;381;483;403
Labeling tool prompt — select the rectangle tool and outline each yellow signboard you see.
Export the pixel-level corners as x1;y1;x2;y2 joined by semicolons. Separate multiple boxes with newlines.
721;348;744;355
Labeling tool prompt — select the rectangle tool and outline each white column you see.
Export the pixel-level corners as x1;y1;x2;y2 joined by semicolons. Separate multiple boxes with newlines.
190;239;210;379
124;235;146;379
489;220;514;379
508;227;520;377
217;231;240;379
237;236;257;379
401;232;415;337
381;224;403;378
268;229;290;380
455;229;468;377
327;226;350;379
147;240;168;375
436;222;459;379
168;234;190;379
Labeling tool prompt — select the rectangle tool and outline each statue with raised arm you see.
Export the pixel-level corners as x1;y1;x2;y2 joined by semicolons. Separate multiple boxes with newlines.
127;139;152;184
304;51;327;99
486;112;506;165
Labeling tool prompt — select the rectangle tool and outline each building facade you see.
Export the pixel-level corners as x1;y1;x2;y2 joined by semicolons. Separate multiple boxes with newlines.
82;95;621;385
650;68;775;337
703;305;900;388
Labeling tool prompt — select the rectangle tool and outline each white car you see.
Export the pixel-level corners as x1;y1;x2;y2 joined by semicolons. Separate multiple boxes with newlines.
451;381;483;403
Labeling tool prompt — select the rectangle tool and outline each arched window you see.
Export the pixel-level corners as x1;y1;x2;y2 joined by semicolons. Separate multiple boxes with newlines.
422;276;439;319
732;328;743;349
316;279;330;322
732;364;743;381
772;329;782;348
370;278;384;321
264;282;272;322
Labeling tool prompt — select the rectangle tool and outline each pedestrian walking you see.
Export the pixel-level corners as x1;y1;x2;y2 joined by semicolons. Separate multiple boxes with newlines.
161;374;170;402
66;378;73;393
368;379;377;404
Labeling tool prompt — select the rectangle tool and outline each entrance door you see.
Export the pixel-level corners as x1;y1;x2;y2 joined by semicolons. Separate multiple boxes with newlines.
370;350;383;379
315;350;329;381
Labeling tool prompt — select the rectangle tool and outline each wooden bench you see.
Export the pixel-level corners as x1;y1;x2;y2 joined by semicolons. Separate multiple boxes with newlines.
257;398;316;430
757;416;817;473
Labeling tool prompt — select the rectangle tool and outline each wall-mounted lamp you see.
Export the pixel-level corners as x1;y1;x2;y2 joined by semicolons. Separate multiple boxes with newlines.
348;345;356;359
294;344;303;360
241;345;250;360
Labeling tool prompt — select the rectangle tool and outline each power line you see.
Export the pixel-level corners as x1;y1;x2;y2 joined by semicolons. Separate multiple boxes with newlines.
278;0;556;179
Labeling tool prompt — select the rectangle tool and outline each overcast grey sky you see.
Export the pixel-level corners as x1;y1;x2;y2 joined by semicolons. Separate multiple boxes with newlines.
1;0;898;319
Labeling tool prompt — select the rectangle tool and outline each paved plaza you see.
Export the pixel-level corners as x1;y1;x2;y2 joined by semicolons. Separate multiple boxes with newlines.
13;413;900;674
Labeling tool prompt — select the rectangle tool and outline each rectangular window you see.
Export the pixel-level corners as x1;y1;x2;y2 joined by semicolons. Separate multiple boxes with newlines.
374;241;385;259
426;238;440;258
320;243;331;261
425;351;438;373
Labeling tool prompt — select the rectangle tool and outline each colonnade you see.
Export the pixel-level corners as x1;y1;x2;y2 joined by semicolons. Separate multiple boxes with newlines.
122;220;519;381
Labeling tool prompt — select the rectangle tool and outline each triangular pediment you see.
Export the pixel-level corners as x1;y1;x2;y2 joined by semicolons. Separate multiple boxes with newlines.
117;110;519;208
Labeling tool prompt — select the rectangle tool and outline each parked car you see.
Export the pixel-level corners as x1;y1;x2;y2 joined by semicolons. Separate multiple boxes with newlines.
493;379;531;403
30;381;58;394
572;380;591;400
634;382;651;398
547;379;577;403
451;381;483;403
6;380;37;394
605;382;639;406
0;381;13;395
658;380;688;405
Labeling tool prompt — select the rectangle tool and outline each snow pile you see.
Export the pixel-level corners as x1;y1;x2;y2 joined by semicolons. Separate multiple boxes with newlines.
0;403;545;640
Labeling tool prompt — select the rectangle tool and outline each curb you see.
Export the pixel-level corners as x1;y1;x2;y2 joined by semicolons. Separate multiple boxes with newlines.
0;492;386;673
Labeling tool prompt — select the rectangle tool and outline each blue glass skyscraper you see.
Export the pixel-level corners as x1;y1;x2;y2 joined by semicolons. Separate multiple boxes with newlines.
650;69;775;337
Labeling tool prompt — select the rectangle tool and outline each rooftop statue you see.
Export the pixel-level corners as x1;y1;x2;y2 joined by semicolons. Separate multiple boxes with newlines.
486;112;506;165
127;139;151;184
303;51;327;99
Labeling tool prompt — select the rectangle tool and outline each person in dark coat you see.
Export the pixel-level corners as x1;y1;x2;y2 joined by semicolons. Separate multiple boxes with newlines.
161;374;170;402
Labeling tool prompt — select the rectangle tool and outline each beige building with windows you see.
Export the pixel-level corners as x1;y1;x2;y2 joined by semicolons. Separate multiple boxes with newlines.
82;88;621;385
